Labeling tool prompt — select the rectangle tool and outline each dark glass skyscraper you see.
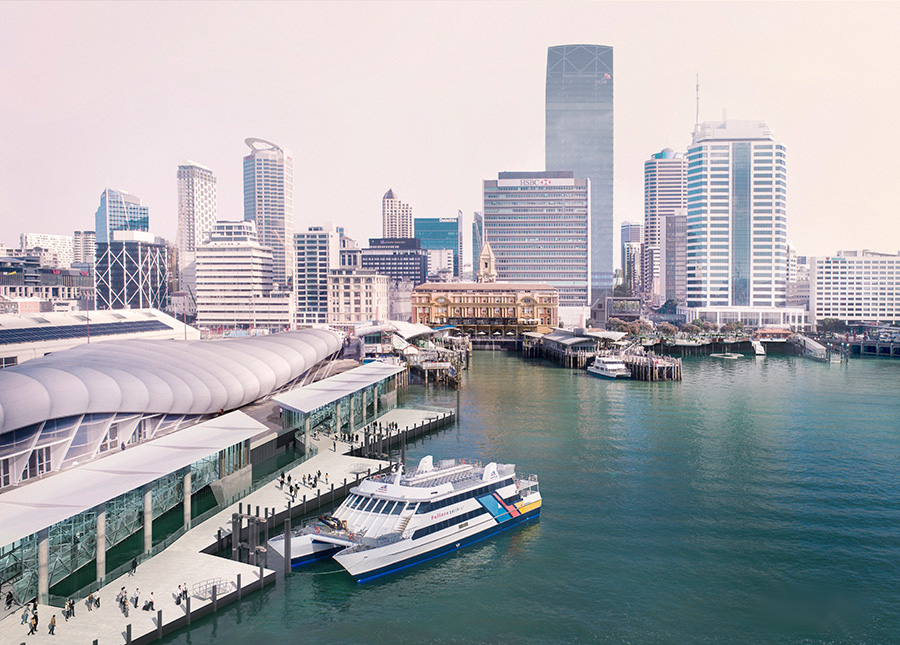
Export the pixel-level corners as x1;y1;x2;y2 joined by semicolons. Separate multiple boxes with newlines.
545;44;613;314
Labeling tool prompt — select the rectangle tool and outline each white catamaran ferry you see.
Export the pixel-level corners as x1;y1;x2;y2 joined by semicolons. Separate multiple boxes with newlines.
268;456;541;582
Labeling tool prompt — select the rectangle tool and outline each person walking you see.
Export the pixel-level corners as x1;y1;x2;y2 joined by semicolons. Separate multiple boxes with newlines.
5;590;13;609
63;599;69;621
28;614;37;635
48;614;56;636
68;596;74;617
148;592;155;611
130;557;137;575
182;584;188;601
20;606;29;625
87;592;94;611
133;588;140;609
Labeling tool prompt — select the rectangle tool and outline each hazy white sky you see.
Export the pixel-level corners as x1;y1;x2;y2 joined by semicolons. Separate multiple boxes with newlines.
2;1;899;265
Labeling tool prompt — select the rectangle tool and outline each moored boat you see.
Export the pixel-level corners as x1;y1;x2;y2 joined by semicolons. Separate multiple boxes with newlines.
586;355;631;379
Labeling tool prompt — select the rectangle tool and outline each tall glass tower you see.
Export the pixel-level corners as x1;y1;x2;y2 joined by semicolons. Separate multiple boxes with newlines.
94;188;149;246
243;138;294;289
545;44;613;314
685;120;787;309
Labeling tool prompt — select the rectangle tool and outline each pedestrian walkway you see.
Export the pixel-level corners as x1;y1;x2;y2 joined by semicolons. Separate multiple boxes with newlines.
0;406;448;645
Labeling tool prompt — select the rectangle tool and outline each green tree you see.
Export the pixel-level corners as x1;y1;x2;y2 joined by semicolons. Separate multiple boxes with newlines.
657;322;678;336
613;284;632;297
817;318;848;333
681;323;701;335
656;299;678;314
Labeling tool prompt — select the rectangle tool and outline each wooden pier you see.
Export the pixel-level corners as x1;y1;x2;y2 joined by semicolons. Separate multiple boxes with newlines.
598;349;683;381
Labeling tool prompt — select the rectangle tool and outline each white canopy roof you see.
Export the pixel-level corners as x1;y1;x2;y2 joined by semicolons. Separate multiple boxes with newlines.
0;411;266;547
0;329;341;435
274;361;405;414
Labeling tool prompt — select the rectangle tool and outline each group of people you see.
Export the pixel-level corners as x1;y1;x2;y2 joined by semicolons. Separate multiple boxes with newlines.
117;586;155;614
280;470;329;500
20;600;54;636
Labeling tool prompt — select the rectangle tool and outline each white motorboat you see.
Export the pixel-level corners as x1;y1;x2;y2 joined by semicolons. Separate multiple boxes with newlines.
586;356;631;379
269;456;541;582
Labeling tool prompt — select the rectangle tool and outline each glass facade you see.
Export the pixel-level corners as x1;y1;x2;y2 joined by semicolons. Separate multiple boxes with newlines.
731;142;751;306
94;189;149;246
414;215;462;277
546;44;614;308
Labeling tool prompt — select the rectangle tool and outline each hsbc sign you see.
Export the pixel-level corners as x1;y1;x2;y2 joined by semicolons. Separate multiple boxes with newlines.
497;178;576;187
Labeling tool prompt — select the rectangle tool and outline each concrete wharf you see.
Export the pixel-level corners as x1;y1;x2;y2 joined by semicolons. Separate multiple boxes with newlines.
0;406;454;645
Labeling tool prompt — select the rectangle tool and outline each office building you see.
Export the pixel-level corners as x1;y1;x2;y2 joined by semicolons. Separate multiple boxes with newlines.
658;211;688;304
415;212;463;277
382;189;413;238
425;249;454;279
340;234;361;269
643;148;687;300
195;221;294;331
0;254;93;311
94;231;169;311
810;250;900;326
20;233;74;269
243;138;294;288
622;240;642;296
546;44;614;313
472;211;484;280
620;222;642;294
327;268;389;330
361;238;428;286
683;120;788;310
94;188;149;246
73;230;96;266
482;171;590;307
176;162;217;292
295;224;341;326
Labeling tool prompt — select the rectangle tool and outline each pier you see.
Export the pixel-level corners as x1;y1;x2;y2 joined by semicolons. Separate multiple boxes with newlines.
0;407;455;645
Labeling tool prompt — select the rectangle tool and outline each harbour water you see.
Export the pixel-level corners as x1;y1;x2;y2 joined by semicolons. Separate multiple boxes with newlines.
162;352;900;644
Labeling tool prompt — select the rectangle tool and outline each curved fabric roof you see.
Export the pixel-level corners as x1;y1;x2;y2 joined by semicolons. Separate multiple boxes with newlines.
0;329;341;435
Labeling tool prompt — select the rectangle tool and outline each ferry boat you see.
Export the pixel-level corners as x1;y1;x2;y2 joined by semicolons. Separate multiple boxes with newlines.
586;355;631;379
267;456;541;582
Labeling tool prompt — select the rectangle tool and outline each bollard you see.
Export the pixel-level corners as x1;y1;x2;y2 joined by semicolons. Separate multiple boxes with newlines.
157;609;163;638
186;595;191;625
256;505;259;517
212;584;217;611
283;519;291;576
259;563;264;582
217;528;222;552
239;502;243;515
126;623;132;644
237;573;241;600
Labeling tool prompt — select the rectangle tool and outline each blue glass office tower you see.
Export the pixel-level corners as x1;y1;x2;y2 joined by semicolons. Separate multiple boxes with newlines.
685;120;787;308
546;44;614;314
414;212;462;277
94;188;149;245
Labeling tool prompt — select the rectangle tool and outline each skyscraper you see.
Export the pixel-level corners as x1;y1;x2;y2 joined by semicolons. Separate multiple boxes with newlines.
73;231;96;266
620;222;642;293
482;171;590;307
243;138;294;289
414;211;463;277
94;188;149;245
94;231;168;310
295;224;340;326
685;120;787;309
642;148;687;301
545;44;614;314
382;189;413;238
177;162;217;292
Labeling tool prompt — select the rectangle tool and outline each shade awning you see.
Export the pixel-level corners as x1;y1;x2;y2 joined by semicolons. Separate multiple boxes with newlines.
274;361;405;415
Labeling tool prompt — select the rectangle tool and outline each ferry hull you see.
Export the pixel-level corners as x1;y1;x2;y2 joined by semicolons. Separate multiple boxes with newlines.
268;533;347;567
335;505;541;583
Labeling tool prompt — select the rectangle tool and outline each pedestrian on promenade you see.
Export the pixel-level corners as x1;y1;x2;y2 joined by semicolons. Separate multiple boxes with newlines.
182;583;188;601
63;599;69;621
130;557;137;575
280;472;285;488
325;473;329;484
5;590;12;609
148;592;155;611
28;614;37;635
48;614;56;635
69;596;75;617
177;585;182;601
20;606;29;624
333;440;336;452
287;474;292;486
133;588;140;608
87;592;94;611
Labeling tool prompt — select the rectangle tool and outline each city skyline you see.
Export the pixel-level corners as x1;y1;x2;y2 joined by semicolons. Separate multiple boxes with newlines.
2;2;900;262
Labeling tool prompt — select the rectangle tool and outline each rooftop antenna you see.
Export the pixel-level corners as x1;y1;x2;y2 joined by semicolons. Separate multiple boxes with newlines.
695;73;700;129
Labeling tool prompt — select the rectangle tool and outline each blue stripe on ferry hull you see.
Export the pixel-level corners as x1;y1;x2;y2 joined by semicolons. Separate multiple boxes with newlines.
352;507;541;583
290;545;344;568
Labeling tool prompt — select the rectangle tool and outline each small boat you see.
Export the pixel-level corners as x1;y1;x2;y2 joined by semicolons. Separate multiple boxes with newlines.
586;356;631;379
751;339;766;356
710;352;743;360
268;456;541;582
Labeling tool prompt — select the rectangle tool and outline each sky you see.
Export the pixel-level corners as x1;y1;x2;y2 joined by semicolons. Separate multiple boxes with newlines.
2;1;899;266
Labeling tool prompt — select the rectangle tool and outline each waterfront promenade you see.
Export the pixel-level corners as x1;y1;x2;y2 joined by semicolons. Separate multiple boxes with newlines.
0;407;448;645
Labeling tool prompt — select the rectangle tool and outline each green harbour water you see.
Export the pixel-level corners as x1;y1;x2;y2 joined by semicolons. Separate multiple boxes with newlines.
163;352;900;644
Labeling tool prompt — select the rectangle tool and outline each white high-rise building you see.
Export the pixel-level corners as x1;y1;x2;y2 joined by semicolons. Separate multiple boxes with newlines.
295;224;341;326
195;221;294;330
642;149;687;301
810;250;900;326
382;189;413;238
73;231;96;266
243;138;294;289
20;233;74;269
684;120;787;310
176;162;217;293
